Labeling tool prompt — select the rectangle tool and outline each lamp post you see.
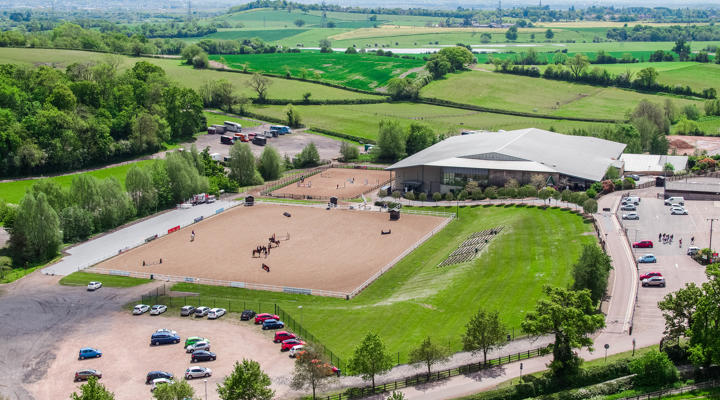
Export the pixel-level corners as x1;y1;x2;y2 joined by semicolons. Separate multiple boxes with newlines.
604;344;610;363
204;379;208;400
708;218;718;251
632;338;636;357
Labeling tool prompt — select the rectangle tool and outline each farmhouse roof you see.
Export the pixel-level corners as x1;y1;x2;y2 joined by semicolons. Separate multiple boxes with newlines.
387;128;626;182
620;154;688;173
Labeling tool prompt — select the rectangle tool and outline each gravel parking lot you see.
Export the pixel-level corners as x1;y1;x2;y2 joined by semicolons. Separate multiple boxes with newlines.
28;306;295;400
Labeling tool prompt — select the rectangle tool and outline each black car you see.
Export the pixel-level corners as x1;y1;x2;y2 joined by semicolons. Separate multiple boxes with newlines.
146;371;173;384
240;310;256;321
191;350;217;363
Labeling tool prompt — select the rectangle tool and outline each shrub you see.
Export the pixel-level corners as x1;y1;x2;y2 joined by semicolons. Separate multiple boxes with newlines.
404;192;416;201
458;190;468;201
418;192;427;202
340;142;360;162
629;349;678;387
601;180;615;194
391;190;402;199
622;177;636;190
585;188;597;199
471;190;485;200
445;191;455;201
377;189;387;198
432;192;442;202
484;186;498;199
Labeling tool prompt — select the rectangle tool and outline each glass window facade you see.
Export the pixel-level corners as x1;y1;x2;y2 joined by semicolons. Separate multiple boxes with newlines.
442;168;489;186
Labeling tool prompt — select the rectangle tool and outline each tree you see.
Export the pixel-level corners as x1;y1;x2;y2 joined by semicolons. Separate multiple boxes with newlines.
295;143;320;168
163;86;205;139
153;379;197;400
376;119;406;162
561;189;572;203
96;177;136;230
340;141;359;162
70;377;115;400
521;286;605;379
530;174;547;189
635;67;659;87
425;55;451;80
9;192;62;264
294;19;306;27
60;206;94;242
192;51;209;69
629;350;678;387
566;53;590;80
199;79;238;112
405;123;435;156
571;244;612;305
257;146;282;181
545;29;554;39
538;187;554;204
409;336;451;377
432;192;442;202
48;84;76;111
604;166;620;180
180;44;204;65
462;309;507;364
505;26;518;41
130;112;168;153
125;165;158;216
229;143;258;186
345;47;357;54
582;198;598;214
318;39;332;53
437;46;475;71
290;347;337;400
217;359;274;400
386;78;418;100
249;73;271;102
658;282;702;342
418;192;427;202
285;104;302;128
348;332;393;387
672;39;691;61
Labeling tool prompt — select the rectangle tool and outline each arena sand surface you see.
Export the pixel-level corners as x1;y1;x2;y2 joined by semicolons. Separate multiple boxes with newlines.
94;203;445;293
271;168;392;199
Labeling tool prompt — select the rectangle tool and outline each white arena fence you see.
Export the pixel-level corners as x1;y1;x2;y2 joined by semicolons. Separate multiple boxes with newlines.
401;209;457;218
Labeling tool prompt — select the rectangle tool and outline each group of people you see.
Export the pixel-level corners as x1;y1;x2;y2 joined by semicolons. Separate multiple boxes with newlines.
252;245;271;258
658;233;695;248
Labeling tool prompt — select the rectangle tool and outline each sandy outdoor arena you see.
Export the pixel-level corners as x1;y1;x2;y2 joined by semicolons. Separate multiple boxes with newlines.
93;203;445;294
271;168;392;200
27;311;295;400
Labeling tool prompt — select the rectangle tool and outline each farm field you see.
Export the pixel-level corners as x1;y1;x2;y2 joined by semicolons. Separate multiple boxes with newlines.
211;52;424;91
0;160;156;204
162;205;594;363
0;48;381;102
420;70;704;121
248;102;612;141
595;62;720;93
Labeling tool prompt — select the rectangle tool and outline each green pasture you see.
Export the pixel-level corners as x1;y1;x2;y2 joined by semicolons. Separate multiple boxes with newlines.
219;8;378;29
203;111;261;128
59;271;152;287
204;28;312;42
249;102;611;141
420;70;703;121
211;52;424;91
169;205;593;363
0;160;156;204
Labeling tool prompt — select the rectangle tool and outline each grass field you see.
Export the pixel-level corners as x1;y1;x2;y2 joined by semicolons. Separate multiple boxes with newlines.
421;70;704;121
59;271;152;287
249;102;611;141
164;205;593;363
212;52;424;91
203;111;261;128
0;160;156;204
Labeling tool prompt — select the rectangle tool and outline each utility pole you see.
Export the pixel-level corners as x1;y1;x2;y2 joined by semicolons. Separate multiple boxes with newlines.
186;0;191;22
708;218;718;251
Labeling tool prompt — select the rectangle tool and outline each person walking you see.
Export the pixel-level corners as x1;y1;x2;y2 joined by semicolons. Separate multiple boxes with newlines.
691;236;695;245
679;238;682;248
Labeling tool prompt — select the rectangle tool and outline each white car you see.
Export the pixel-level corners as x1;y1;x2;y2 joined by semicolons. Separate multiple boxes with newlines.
133;304;150;315
155;328;177;335
194;307;210;318
289;345;305;358
186;341;211;353
670;207;688;215
622;212;639;220
185;366;212;380
151;378;174;392
208;308;226;319
150;305;167;315
87;282;102;291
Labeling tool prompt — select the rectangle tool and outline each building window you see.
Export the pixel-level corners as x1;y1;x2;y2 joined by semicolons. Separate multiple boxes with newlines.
442;169;489;187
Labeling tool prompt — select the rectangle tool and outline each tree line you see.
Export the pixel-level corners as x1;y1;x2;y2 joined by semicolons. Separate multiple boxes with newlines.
606;24;720;42
0;60;205;177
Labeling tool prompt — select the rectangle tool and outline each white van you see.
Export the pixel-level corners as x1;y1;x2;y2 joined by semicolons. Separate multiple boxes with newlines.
622;196;640;205
664;196;685;206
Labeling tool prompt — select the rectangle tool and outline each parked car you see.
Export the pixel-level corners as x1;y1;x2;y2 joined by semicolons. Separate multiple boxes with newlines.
240;310;256;321
622;196;641;205
637;254;657;263
184;336;208;348
180;305;196;316
273;331;297;343
254;313;279;325
642;276;666;287
150;305;167;315
687;246;701;256
150;331;181;346
74;369;102;382
186;341;211;353
281;339;306;352
194;307;210;318
622;212;639;220
627;174;640;181
289;345;305;358
664;197;685;206
133;304;150;315
151;378;174;392
146;371;173;384
670;207;688;215
262;319;285;330
78;348;102;360
185;366;212;380
633;240;653;248
639;271;663;280
207;308;226;319
87;281;102;291
155;328;177;335
620;203;637;211
191;350;217;362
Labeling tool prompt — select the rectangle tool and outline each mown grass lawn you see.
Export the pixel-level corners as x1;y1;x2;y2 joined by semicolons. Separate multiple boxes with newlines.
59;271;152;288
203;111;261;128
168;205;594;364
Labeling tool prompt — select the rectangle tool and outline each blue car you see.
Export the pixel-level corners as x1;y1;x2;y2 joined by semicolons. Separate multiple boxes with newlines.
150;332;181;346
79;347;102;360
262;319;285;330
637;254;657;263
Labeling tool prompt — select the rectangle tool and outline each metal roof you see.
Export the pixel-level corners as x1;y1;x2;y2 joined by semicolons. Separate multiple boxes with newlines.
620;154;688;173
387;128;626;181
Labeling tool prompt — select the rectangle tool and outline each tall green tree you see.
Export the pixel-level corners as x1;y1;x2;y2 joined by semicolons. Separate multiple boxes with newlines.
658;282;702;342
70;174;102;214
295;143;320;168
376;119;406;162
571;244;612;305
163;86;204;139
125;165;158;216
166;152;209;203
290;346;337;400
462;309;507;364
217;359;274;400
348;332;393;387
249;73;271;103
257;145;282;181
405;123;435;156
521;286;605;380
229;142;259;186
566;53;590;79
285;104;302;128
9;192;62;264
30;179;68;211
409;336;451;377
339;141;359;162
152;379;197;400
70;377;115;400
437;46;475;71
96;177;135;230
60;205;94;242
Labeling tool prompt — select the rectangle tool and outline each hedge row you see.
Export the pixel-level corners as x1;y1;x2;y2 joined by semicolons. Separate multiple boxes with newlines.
308;127;375;145
259;98;389;106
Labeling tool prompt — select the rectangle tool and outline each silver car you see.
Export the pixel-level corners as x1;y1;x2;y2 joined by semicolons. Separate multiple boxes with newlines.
620;203;637;211
670;207;688;215
642;276;666;287
181;306;196;316
622;212;639;220
186;341;211;353
185;366;212;380
194;306;210;318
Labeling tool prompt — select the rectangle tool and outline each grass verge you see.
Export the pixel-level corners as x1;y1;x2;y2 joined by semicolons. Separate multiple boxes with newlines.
59;271;152;288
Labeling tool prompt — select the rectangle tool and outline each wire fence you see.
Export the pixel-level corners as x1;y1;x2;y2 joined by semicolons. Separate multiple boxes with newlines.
618;379;720;400
276;304;347;371
260;165;331;196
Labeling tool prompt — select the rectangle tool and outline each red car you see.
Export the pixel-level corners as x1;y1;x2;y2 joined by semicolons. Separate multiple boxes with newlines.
633;240;653;248
273;331;297;343
640;271;663;280
281;339;305;352
254;313;279;325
